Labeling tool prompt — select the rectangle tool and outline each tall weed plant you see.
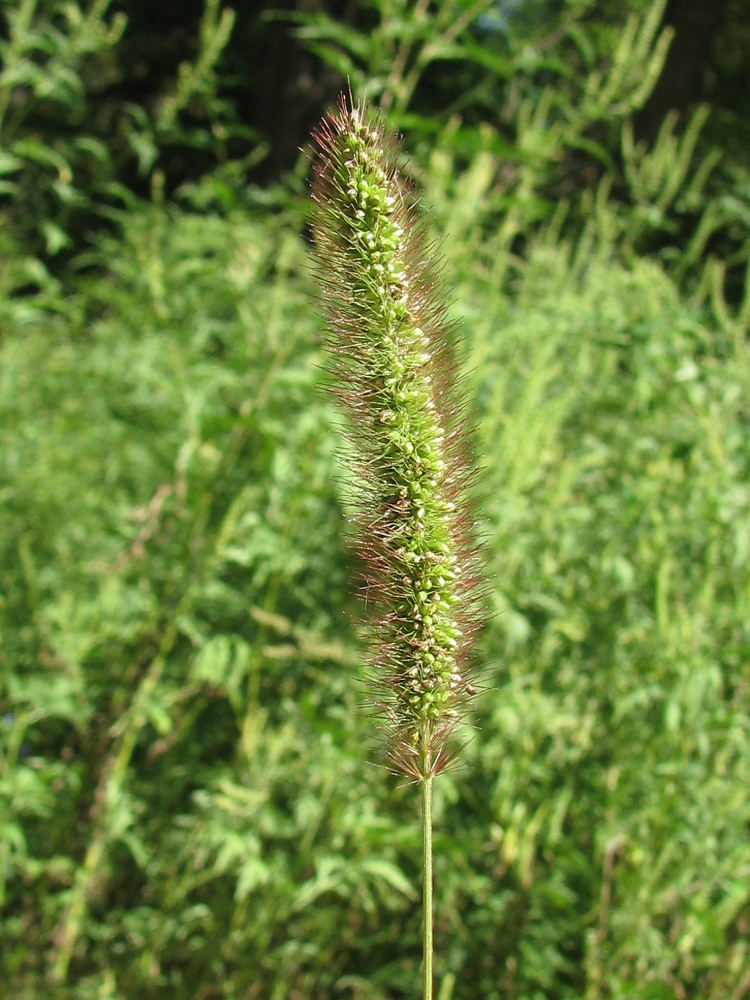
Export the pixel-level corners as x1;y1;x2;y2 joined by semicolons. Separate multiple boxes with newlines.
310;94;484;998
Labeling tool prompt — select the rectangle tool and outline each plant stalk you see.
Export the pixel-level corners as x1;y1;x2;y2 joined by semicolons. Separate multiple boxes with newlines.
422;773;434;1000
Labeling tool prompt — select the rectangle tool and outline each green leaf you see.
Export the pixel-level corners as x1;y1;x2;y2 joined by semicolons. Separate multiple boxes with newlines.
0;152;23;175
359;859;416;900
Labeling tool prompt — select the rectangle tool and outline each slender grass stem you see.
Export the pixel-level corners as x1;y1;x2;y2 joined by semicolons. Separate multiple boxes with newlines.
422;773;434;1000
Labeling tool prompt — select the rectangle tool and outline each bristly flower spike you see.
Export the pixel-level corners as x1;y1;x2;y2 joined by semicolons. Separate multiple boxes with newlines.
310;94;482;783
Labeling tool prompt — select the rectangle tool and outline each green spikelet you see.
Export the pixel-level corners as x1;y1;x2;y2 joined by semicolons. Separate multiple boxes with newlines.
310;94;482;782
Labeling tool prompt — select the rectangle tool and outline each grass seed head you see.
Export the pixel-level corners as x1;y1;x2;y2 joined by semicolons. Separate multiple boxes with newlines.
310;94;483;781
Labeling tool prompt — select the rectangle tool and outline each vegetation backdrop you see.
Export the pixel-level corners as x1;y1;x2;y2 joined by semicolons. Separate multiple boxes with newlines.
1;1;749;998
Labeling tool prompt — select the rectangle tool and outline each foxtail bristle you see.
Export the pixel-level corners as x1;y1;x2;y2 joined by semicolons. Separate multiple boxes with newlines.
310;94;482;781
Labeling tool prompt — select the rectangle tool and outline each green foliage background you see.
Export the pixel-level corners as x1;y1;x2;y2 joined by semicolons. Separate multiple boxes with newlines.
1;1;749;998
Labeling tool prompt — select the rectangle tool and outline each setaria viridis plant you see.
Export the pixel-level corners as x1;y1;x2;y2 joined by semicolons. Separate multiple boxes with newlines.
310;93;483;998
